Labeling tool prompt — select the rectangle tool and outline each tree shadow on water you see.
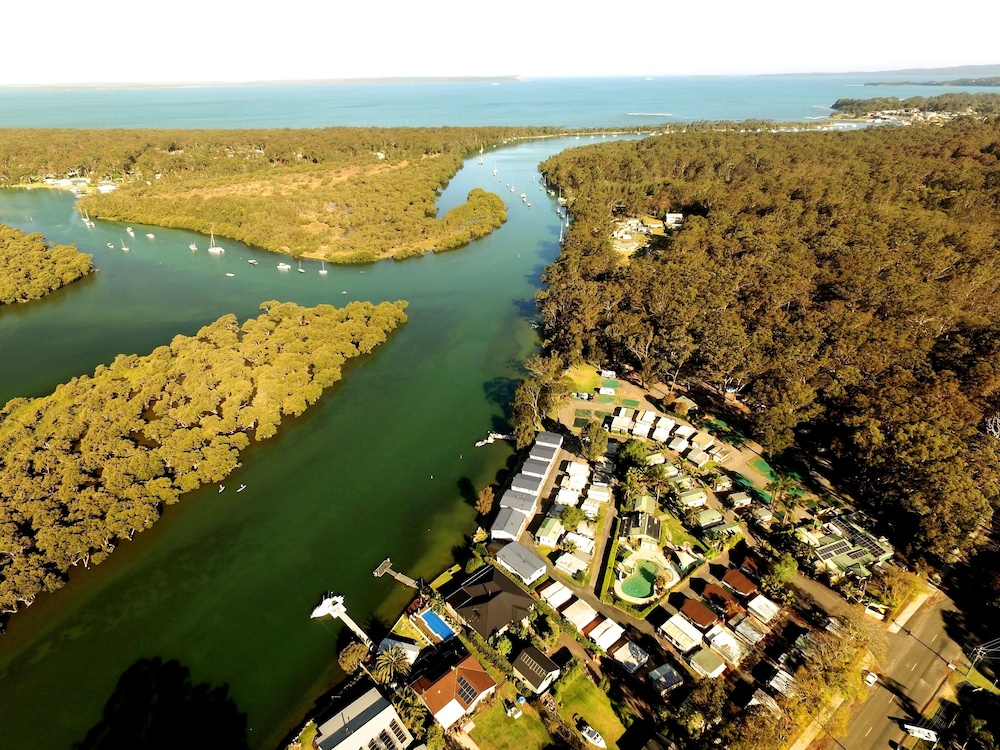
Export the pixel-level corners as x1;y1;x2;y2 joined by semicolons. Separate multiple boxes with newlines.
74;657;248;750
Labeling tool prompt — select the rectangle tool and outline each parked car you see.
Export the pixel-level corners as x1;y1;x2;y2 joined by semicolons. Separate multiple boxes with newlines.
865;671;879;686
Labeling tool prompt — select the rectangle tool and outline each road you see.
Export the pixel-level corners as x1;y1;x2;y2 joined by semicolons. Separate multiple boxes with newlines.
838;589;966;750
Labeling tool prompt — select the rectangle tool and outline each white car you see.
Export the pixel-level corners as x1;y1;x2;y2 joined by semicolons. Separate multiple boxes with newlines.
864;671;879;686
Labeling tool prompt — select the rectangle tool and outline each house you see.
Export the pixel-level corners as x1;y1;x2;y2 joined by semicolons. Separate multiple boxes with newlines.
613;641;650;673
747;594;781;624
809;516;894;581
707;627;749;667
768;668;797;698
511;472;545;497
313;686;414;750
702;583;742;618
631;423;652;439
681;598;720;631
499;489;537;515
686;449;711;469
677;489;708;508
696;508;724;530
624;511;663;549
563;532;596;556
411;649;497;729
555;488;580;506
536;516;565;548
521;458;552;479
721;569;758;598
491;507;530;542
496;541;547;585
580;498;602;519
610;415;633;433
589;619;626;651
731;613;770;647
651;425;672;442
647;662;684;695
535;431;564;449
538;580;573;609
376;636;422;666
529;443;560;465
751;507;774;525
660;613;703;653
563;598;600;632
728;492;752;509
740;554;766;580
555;551;590;577
689;647;726;679
690;432;715;451
443;565;535;640
637;410;657;425
664;212;684;226
713;475;733;493
512;646;560;694
673;424;697;440
667;437;690;454
585;486;612;504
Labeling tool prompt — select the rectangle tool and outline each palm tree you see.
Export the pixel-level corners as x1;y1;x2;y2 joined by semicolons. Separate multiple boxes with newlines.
373;645;411;684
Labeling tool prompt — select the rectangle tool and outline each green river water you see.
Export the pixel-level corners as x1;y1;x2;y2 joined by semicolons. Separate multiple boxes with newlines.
0;136;593;748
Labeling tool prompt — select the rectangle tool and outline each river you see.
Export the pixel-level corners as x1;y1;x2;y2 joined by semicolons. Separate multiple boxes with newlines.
0;136;591;749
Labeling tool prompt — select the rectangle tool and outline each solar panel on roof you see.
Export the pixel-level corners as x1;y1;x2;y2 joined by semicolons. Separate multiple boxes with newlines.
817;540;851;561
847;547;870;561
456;676;477;704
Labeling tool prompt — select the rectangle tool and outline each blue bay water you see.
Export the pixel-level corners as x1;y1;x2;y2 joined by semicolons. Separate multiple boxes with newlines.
0;75;988;128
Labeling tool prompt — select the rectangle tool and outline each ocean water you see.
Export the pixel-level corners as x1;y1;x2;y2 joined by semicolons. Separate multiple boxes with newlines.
0;75;988;129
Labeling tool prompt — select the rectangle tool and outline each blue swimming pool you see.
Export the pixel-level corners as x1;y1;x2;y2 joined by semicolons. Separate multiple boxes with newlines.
418;609;455;642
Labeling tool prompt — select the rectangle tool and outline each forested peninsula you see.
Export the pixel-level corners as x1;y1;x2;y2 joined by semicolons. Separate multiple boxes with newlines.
0;127;549;263
0;223;93;304
0;299;407;618
539;117;1000;562
832;91;1000;115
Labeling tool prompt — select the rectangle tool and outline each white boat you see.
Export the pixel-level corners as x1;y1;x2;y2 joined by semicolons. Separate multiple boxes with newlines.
107;242;114;249
297;261;305;273
126;227;134;236
319;261;328;275
521;193;526;201
580;722;606;749
207;231;224;254
474;431;513;447
120;239;129;252
189;242;198;251
493;163;497;177
277;262;291;270
81;209;95;228
225;273;235;277
218;485;225;493
146;233;154;239
526;202;531;207
236;484;247;493
248;259;258;265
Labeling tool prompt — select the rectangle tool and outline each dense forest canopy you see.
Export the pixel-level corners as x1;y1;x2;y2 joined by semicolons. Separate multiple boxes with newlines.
0;299;407;617
538;118;1000;561
0;127;549;262
832;91;1000;115
0;223;93;304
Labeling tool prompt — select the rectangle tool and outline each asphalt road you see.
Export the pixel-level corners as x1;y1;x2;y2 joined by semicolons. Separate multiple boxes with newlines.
839;589;966;750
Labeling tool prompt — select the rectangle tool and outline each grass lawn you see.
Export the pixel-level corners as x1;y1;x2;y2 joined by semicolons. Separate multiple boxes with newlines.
470;683;554;750
556;669;627;749
661;512;706;553
389;614;430;646
565;364;603;394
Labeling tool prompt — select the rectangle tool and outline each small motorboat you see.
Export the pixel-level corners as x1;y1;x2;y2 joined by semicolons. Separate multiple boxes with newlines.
248;259;258;266
189;243;198;251
218;485;225;493
146;233;154;239
236;484;247;493
225;273;235;277
579;721;606;749
277;262;291;271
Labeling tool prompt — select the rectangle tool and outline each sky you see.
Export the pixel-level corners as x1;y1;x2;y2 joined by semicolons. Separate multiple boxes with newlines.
6;0;998;85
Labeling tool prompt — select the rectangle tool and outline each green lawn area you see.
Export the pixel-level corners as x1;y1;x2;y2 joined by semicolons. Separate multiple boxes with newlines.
621;398;640;408
575;408;594;418
661;511;706;553
564;364;603;394
556;670;627;749
470;683;554;750
596;395;616;404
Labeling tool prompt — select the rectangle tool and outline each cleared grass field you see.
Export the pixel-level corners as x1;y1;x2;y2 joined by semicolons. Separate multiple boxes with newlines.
470;683;554;750
556;669;627;749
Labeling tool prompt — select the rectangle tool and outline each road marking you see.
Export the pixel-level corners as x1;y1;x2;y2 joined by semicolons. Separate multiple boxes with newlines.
865;726;873;737
931;634;937;642
911;662;918;671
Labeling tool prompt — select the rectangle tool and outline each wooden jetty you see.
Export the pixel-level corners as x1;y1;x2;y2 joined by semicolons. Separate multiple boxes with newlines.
373;558;419;589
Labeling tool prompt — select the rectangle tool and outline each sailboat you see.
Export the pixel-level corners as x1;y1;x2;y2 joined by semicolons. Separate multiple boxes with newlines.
319;261;328;275
207;231;224;254
189;242;198;251
218;485;225;493
120;238;129;252
478;144;484;165
493;163;497;177
297;261;305;273
81;209;94;228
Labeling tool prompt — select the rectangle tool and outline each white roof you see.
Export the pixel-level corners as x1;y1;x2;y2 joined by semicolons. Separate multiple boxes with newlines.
563;598;599;631
585;486;611;502
610;416;632;432
689;647;726;678
668;437;690;453
377;637;422;665
748;594;781;623
590;620;626;651
566;461;590;476
491;507;529;541
563;533;595;555
677;489;708;507
500;489;537;514
598;387;616;395
638;410;657;424
732;613;769;646
540;581;573;609
691;431;715;448
659;613;703;653
555;552;590;577
580;498;602;519
511;472;545;496
529;443;560;464
673;424;697;439
707;627;749;666
728;492;752;507
496;541;547;584
631;424;652;438
315;687;413;750
651;427;672;442
687;449;711;467
612;641;650;673
654;417;675;433
560;473;587;491
522;458;552;478
555;488;581;506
